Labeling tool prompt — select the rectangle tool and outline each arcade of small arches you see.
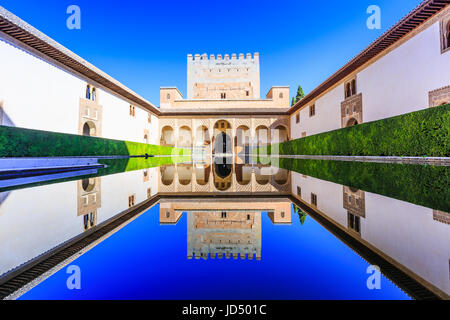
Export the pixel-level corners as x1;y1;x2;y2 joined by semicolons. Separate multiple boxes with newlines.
159;119;290;154
159;162;291;194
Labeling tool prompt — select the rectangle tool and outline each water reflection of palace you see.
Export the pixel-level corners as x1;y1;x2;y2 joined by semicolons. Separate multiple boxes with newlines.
290;170;450;299
1;162;449;300
159;162;291;194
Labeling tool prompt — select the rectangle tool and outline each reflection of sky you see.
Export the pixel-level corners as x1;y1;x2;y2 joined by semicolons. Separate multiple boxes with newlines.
20;204;409;300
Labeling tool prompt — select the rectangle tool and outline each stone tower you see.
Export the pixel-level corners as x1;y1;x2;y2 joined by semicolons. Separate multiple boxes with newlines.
187;53;260;100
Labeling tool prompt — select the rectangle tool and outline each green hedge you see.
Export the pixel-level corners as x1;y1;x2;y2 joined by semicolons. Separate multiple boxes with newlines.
261;104;450;157
0;125;191;157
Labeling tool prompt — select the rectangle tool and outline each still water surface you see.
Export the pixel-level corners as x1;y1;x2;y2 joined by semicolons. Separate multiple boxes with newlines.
0;157;448;300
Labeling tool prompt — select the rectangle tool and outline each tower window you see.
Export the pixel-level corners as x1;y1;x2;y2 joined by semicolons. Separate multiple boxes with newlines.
296;113;300;124
279;93;284;99
246;91;250;97
91;87;97;101
297;186;302;197
221;212;227;219
167;93;171;100
221;93;226;99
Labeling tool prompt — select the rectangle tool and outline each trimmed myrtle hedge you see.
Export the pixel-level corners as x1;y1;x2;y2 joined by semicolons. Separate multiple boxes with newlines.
0;125;191;157
268;157;449;213
261;104;450;157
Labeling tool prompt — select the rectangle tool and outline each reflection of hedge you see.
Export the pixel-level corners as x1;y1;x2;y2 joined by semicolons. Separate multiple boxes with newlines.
261;104;450;157
274;157;449;212
0;125;191;157
0;156;191;193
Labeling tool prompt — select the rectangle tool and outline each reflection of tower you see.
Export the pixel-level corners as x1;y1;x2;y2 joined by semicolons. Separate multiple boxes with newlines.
267;202;292;225
159;202;183;225
343;186;365;235
77;178;101;231
187;211;261;260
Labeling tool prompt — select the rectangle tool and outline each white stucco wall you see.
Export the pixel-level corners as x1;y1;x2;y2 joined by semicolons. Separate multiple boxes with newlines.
0;37;159;145
290;19;450;140
290;84;343;140
290;171;450;295
0;168;159;277
359;21;450;122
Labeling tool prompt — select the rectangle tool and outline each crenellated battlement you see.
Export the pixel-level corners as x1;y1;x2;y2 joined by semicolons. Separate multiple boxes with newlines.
187;52;261;99
188;52;259;62
188;251;261;261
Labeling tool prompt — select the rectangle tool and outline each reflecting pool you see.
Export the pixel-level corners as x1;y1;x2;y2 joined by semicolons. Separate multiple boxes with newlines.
0;156;448;300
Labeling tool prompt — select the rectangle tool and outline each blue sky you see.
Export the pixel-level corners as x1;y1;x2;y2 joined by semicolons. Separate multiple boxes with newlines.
1;0;423;105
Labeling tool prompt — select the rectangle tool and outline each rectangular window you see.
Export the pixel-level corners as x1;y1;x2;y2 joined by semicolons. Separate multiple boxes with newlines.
297;186;302;198
148;113;152;123
147;188;152;199
128;195;136;208
246;91;250;97
221;212;227;219
130;105;136;117
221;93;227;99
296;113;300;124
309;105;316;117
311;193;317;207
348;213;361;234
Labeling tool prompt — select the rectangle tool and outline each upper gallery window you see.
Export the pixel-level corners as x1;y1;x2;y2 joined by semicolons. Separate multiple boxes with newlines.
441;16;450;53
86;85;91;100
130;105;136;117
345;78;357;99
91;87;97;101
221;93;226;99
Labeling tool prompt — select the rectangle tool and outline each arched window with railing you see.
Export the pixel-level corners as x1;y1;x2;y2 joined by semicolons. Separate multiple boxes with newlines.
91;87;97;101
85;85;91;100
